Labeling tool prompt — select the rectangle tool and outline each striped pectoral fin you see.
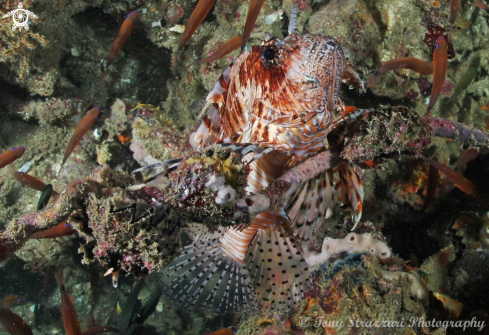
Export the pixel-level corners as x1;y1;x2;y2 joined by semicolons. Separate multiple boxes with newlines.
206;259;256;313
160;229;256;314
190;105;222;150
335;163;364;230
243;150;291;195
206;65;232;106
245;224;310;311
286;169;335;243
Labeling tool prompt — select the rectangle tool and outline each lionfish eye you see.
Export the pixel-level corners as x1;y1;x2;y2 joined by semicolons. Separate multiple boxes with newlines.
264;48;276;61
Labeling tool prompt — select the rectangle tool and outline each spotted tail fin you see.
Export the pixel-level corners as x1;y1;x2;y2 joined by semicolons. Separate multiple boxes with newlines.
246;222;310;311
335;162;364;229
286;169;335;243
160;227;256;314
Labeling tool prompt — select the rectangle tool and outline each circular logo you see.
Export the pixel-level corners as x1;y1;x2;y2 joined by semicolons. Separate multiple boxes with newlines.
13;9;28;27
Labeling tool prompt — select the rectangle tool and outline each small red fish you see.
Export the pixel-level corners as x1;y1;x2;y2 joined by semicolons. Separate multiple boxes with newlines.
0;295;27;308
0;146;25;169
455;148;478;171
185;36;242;69
103;11;138;81
362;160;375;167
56;271;83;335
172;0;215;68
44;267;55;296
473;0;489;11
9;166;59;197
449;0;461;42
368;57;433;88
450;0;462;24
30;222;76;239
55;271;126;335
0;306;33;335
421;156;479;197
423;159;440;211
60;107;100;174
425;36;448;117
241;0;266;51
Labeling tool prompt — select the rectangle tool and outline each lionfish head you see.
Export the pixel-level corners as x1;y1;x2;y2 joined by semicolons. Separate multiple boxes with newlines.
231;32;346;120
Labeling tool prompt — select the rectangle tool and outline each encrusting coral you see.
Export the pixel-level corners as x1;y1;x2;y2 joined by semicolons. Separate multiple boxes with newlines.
303;232;391;266
0;3;47;81
380;270;430;304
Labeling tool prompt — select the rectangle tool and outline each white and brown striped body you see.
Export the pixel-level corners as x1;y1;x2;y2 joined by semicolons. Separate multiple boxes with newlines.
194;32;347;261
192;32;346;166
163;32;363;313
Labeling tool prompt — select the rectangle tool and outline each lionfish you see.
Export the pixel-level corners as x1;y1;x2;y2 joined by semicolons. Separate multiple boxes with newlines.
160;11;365;314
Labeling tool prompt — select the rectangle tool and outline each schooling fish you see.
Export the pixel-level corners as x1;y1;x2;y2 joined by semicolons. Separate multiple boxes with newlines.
37;184;54;211
473;0;489;11
0;306;33;335
447;67;478;104
8;165;60;197
455;148;479;171
425;36;448;117
56;271;126;335
367;57;433;88
162;25;365;313
0;295;27;308
103;11;138;81
0;146;25;169
184;36;242;70
421;156;479;197
450;0;461;25
11;171;47;192
449;0;461;42
172;0;215;68
241;0;266;51
30;222;76;239
55;271;83;335
60;107;100;174
423;158;440;211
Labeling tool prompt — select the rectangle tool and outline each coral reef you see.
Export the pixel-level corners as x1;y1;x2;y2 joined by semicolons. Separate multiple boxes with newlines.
0;145;252;275
103;98;130;140
15;97;82;126
237;255;429;335
303;232;391;266
380;270;429;304
2;0;489;333
0;2;47;81
82;187;176;276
